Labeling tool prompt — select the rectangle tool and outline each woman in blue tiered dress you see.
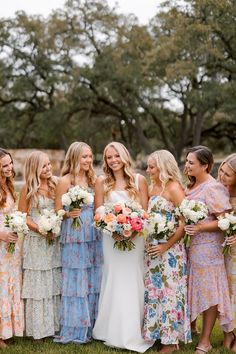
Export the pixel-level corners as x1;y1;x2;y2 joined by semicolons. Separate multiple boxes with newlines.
54;142;103;344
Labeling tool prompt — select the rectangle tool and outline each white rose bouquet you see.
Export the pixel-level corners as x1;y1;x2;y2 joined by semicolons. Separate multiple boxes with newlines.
61;186;94;229
38;209;65;245
144;212;177;246
176;199;208;246
143;197;177;254
218;212;236;255
5;211;29;254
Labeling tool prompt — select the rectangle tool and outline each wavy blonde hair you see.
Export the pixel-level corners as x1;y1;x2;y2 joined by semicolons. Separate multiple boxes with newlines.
61;142;96;187
103;142;137;198
218;153;236;180
149;150;183;193
0;148;16;207
24;151;56;209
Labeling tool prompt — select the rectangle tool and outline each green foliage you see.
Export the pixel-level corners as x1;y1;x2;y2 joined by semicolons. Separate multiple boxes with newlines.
0;0;235;161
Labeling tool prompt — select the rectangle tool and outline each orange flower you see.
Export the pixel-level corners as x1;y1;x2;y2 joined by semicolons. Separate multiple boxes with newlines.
94;214;101;222
117;214;127;224
143;212;149;219
104;213;116;224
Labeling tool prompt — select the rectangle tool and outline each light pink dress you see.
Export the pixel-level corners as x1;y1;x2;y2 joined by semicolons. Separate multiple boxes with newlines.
186;179;233;332
0;193;24;339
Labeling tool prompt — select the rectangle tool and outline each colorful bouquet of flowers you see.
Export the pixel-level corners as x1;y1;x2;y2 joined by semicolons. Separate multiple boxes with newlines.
176;198;208;246
218;212;236;255
62;186;94;229
144;197;177;247
38;209;65;245
5;211;29;254
94;201;149;251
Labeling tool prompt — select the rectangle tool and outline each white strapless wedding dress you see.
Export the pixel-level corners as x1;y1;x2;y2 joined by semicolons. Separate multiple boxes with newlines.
93;186;153;353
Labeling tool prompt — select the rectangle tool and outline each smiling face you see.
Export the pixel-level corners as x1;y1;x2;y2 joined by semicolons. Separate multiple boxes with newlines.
185;152;208;178
39;156;52;180
105;147;124;172
219;163;236;188
79;147;93;172
0;154;14;179
146;157;160;181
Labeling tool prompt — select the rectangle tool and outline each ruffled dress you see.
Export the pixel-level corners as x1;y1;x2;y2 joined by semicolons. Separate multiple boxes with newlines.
22;195;61;339
186;180;233;332
55;187;103;343
0;194;24;339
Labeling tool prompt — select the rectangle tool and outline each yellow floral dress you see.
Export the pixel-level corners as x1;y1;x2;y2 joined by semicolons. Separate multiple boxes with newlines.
225;196;236;328
0;193;24;339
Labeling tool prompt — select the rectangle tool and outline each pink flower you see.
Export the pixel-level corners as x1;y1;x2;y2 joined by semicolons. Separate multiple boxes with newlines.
94;214;101;222
130;217;143;231
114;204;122;213
123;207;132;216
123;229;132;238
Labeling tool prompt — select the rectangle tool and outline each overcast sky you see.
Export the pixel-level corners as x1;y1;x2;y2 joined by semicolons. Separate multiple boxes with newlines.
1;0;158;24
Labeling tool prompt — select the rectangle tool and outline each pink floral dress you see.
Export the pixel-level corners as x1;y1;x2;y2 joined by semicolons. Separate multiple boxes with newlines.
0;193;24;339
143;196;191;345
186;179;233;332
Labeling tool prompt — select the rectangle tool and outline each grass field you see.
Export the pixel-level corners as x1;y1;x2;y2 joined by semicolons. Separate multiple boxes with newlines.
3;322;233;354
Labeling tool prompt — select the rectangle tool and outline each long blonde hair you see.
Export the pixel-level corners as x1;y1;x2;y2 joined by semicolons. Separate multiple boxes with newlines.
24;151;56;208
0;148;16;207
61;142;96;187
149;150;183;193
103;142;137;198
218;153;236;180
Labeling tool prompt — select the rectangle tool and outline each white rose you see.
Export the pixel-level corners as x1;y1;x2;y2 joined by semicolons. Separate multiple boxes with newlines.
167;221;175;230
130;212;138;219
228;214;236;224
62;194;72;206
218;218;230;231
96;206;106;217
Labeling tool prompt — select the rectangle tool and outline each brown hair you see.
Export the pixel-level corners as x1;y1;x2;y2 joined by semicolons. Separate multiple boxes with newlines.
0;148;16;207
185;145;214;188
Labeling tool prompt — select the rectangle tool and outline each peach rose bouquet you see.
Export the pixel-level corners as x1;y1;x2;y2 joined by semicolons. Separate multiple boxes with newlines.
94;201;149;251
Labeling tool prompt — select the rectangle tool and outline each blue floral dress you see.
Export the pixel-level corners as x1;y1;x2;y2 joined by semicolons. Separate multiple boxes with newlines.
55;187;103;344
143;196;191;345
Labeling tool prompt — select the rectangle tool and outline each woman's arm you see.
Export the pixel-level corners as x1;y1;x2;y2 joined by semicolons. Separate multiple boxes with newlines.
0;230;18;243
138;175;149;211
94;176;105;211
18;185;40;233
55;176;81;219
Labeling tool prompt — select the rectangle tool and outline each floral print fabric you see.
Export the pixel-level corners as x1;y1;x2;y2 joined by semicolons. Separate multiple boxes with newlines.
0;194;24;339
186;180;233;332
143;196;191;345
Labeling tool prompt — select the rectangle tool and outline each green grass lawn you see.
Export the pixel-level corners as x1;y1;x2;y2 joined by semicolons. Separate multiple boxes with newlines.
3;322;233;354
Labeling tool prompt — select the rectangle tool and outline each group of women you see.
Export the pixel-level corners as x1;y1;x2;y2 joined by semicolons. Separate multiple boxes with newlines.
0;142;236;354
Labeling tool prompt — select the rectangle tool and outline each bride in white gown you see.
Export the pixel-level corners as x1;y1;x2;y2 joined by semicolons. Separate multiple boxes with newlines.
92;142;153;353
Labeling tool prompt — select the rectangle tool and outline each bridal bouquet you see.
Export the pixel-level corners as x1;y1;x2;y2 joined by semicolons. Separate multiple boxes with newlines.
218;212;236;255
94;201;149;251
176;199;208;246
144;197;177;247
5;211;29;254
62;186;94;229
38;209;65;245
